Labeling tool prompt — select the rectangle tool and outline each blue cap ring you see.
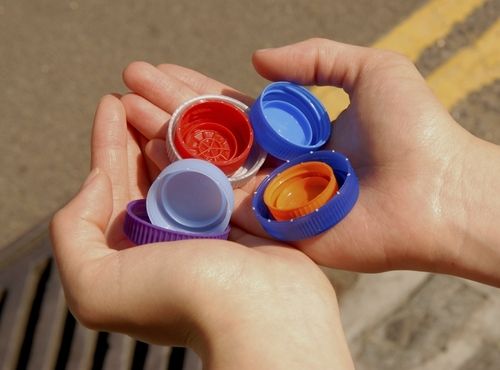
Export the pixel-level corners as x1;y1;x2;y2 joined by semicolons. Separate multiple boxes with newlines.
249;82;331;160
252;150;359;241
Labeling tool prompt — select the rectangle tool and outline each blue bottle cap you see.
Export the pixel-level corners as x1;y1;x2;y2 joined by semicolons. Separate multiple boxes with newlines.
146;159;234;234
249;82;331;160
252;150;359;241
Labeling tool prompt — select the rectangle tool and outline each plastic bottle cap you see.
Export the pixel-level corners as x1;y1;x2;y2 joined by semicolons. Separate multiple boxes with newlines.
253;150;359;241
176;121;238;162
263;161;338;221
167;95;267;188
146;159;234;235
249;82;331;160
123;199;230;245
173;100;254;175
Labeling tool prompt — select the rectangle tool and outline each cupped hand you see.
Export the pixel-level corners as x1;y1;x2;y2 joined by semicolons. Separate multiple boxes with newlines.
50;96;353;370
121;38;486;281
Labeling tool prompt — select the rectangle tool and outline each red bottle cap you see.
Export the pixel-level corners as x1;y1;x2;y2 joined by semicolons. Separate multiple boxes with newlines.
173;101;254;175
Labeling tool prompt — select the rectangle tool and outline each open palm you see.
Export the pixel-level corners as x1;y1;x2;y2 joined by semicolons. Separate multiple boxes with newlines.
50;95;352;368
121;38;475;275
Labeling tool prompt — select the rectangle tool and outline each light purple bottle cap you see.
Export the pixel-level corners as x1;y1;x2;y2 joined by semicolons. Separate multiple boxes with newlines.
124;199;230;245
146;159;234;234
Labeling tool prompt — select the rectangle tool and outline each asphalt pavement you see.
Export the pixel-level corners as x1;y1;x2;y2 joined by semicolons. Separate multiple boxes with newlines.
0;0;426;245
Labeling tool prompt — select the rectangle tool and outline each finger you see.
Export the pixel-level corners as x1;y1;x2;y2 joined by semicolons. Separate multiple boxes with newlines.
157;64;254;106
252;38;408;93
231;170;272;239
144;139;170;175
91;95;130;224
138;135;160;182
51;169;115;277
144;157;161;182
127;126;149;199
232;188;267;237
123;61;197;114
121;93;169;140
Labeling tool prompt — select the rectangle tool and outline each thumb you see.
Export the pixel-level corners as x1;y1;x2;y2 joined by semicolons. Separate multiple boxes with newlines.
252;38;408;94
50;168;114;275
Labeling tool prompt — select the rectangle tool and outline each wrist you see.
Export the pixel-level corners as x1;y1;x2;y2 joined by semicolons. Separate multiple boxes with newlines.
193;273;354;370
206;320;353;370
437;132;500;286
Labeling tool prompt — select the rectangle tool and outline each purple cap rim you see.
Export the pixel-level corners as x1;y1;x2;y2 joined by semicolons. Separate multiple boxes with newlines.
124;199;230;245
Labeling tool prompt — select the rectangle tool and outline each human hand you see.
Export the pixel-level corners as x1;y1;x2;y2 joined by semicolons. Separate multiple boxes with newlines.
50;96;354;370
249;39;500;286
122;38;500;286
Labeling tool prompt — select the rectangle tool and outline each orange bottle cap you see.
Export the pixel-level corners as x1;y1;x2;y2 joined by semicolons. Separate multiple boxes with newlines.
263;161;338;221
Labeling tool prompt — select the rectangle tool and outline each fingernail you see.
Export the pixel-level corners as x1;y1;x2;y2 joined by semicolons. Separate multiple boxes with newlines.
82;168;100;188
256;47;273;53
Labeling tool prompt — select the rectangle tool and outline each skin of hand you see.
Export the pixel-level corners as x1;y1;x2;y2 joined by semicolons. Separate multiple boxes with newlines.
121;38;500;287
50;96;354;370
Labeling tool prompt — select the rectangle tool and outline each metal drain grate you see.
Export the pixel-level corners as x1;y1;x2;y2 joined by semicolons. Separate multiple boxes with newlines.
0;222;201;370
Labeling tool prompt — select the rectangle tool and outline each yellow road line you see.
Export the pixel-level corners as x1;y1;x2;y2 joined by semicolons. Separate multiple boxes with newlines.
373;0;486;60
312;0;487;118
427;19;500;108
311;87;350;120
